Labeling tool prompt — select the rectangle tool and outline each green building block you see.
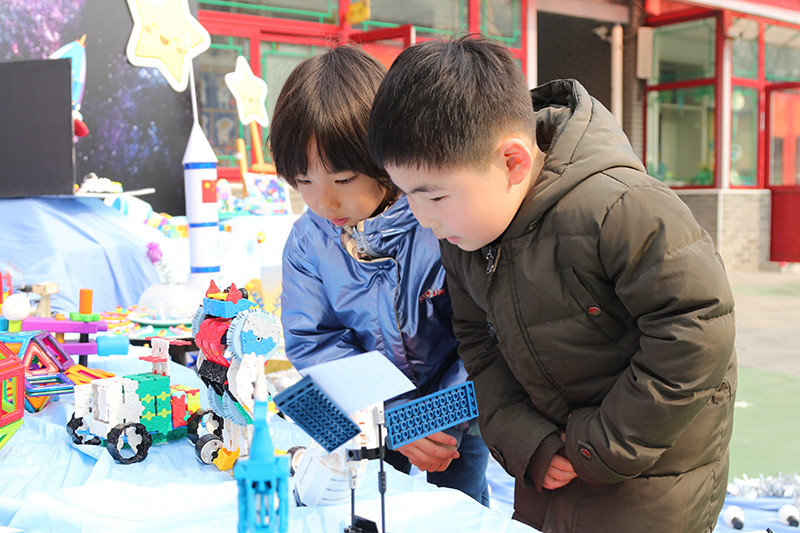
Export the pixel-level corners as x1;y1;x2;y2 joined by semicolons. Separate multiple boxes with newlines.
69;312;101;322
127;373;171;434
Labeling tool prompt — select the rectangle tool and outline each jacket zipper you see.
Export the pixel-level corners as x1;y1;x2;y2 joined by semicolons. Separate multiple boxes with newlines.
483;246;500;351
485;245;500;275
351;227;370;254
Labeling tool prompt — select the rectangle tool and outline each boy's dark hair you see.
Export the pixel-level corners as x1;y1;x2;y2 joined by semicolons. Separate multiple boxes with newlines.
369;35;535;172
268;45;393;190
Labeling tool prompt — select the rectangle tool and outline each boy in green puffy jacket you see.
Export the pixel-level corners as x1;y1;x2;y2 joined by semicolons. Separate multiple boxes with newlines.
368;35;736;533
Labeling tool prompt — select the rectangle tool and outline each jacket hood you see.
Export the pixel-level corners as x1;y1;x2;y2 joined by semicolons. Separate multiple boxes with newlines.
505;79;646;240
305;194;417;256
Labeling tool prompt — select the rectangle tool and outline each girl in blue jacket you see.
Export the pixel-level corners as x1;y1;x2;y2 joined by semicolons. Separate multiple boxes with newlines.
268;45;489;505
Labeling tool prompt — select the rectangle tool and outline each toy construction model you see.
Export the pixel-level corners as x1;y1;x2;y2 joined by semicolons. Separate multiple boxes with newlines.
17;288;129;367
66;337;212;464
273;359;479;533
0;341;24;450
0;328;115;413
233;356;290;533
191;280;282;470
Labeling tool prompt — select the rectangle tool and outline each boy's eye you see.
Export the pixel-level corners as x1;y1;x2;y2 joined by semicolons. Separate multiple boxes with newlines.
430;196;447;203
296;179;311;185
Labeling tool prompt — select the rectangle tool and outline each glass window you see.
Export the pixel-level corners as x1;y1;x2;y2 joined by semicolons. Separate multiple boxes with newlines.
765;24;800;82
481;0;522;49
646;86;716;187
769;88;800;186
731;17;758;80
200;36;251;168
198;0;338;24
652;18;715;84
260;42;323;163
355;0;465;38
731;87;758;187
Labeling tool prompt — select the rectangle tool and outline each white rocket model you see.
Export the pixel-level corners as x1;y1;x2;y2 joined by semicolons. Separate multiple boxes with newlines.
182;59;221;287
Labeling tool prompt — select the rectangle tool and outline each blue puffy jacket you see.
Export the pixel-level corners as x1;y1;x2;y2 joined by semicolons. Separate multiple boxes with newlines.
281;195;465;403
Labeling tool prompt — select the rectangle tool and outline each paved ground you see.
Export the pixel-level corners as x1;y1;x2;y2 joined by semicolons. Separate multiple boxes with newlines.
716;269;800;480
728;269;800;375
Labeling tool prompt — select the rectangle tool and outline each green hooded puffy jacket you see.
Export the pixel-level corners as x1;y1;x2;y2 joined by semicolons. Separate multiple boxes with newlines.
440;79;736;533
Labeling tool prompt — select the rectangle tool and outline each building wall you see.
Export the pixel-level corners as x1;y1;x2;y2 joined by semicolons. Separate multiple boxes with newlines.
676;190;771;272
537;10;645;163
537;12;612;109
623;23;645;163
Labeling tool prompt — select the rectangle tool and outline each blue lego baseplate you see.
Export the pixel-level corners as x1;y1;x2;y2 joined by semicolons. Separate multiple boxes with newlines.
384;382;479;450
202;297;255;319
273;376;360;453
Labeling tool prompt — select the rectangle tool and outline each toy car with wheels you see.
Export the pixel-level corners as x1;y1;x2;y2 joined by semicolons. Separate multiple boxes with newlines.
66;338;225;464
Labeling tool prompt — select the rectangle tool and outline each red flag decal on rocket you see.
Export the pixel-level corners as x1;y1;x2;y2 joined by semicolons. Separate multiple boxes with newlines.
202;180;216;203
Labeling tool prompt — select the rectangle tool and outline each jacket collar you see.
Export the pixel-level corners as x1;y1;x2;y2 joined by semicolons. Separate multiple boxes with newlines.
502;79;646;242
307;195;417;255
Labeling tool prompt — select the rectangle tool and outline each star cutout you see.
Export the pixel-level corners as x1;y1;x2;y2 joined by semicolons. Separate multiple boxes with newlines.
125;0;211;92
225;55;269;127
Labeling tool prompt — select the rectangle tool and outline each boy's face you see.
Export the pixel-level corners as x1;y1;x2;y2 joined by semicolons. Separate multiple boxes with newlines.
296;148;387;227
388;160;524;252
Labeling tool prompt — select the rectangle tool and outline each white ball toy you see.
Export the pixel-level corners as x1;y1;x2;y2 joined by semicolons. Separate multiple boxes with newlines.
722;505;744;530
1;293;31;321
780;504;800;527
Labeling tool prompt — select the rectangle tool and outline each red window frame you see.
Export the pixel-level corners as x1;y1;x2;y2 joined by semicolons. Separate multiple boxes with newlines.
198;0;527;182
643;2;800;190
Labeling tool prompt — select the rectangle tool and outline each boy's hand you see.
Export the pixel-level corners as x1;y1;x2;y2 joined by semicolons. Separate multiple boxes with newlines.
542;454;577;490
396;431;459;472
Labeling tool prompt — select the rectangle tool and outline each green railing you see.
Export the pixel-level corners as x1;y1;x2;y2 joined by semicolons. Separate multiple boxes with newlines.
199;0;337;24
480;0;521;48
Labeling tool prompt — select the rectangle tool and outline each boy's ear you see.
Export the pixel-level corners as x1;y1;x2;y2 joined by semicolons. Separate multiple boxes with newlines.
497;138;533;186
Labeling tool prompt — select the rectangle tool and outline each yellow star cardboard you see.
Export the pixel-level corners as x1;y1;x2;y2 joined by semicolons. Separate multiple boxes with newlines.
126;0;211;92
224;56;269;127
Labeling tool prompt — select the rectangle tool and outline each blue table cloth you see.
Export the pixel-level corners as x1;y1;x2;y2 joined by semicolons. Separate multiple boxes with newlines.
0;351;536;533
0;197;160;313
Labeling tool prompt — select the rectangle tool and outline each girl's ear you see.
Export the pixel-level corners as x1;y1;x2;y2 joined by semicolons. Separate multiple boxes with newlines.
497;137;533;186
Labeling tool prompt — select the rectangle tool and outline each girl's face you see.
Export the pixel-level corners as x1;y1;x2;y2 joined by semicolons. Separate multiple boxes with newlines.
295;146;389;227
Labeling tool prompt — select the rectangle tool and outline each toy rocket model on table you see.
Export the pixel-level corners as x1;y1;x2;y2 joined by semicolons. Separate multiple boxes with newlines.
179;19;219;287
183;98;221;287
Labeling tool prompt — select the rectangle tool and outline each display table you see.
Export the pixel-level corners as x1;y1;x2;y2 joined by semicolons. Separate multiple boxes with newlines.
0;351;536;533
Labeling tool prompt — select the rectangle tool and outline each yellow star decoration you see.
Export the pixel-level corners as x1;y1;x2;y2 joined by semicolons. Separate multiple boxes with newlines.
225;56;269;127
125;0;210;92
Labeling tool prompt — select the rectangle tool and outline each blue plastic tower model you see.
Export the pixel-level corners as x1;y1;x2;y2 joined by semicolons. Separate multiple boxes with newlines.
383;381;479;449
273;375;360;453
232;364;290;533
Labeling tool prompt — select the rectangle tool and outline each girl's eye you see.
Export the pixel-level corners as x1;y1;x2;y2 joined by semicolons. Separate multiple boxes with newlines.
430;196;446;203
336;177;354;185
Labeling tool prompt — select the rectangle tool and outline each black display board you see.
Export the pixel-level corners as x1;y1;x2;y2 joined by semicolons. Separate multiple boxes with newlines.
0;1;198;214
0;58;75;197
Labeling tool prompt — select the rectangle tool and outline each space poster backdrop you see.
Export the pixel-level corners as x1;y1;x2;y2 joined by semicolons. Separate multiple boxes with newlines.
0;0;198;214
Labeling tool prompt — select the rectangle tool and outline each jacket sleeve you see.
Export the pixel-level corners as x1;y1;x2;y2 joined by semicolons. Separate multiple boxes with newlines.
442;246;561;485
564;183;736;484
280;231;365;372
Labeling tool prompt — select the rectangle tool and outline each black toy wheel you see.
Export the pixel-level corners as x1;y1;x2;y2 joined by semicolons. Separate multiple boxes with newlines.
66;414;101;446
106;422;152;464
195;433;224;464
186;408;224;445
